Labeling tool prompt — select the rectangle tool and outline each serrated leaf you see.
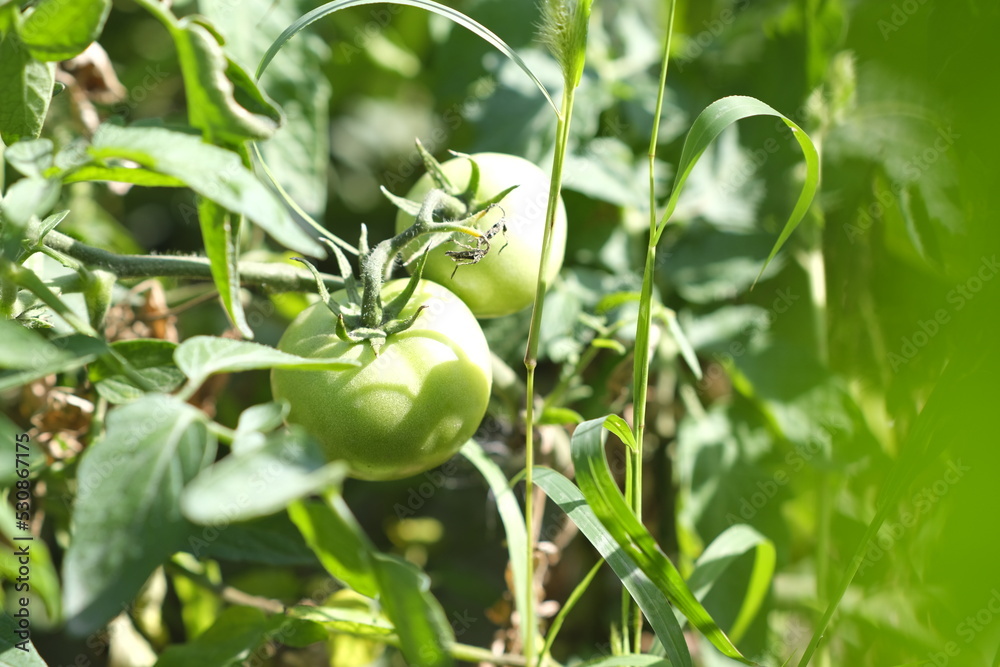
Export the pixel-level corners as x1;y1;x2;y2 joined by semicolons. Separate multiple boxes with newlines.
198;198;252;338
63;394;217;635
173;335;359;391
86;124;324;256
19;0;110;61
181;428;346;524
0;33;55;144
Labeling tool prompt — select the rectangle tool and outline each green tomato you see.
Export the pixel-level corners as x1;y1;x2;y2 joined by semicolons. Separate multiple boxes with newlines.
271;280;492;481
395;152;567;319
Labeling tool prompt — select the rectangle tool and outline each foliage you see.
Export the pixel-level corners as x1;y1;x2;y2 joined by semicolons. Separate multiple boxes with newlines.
1;1;997;667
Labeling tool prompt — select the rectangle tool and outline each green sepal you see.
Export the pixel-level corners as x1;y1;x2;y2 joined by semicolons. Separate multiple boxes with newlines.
380;186;422;217
323;238;360;306
292;257;341;317
383;305;427;336
449;150;480;202
476;185;518;211
382;251;428;323
415;138;455;194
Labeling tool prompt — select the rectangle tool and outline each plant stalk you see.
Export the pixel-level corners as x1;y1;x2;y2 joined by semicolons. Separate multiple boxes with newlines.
523;84;574;667
40;230;345;293
624;0;677;650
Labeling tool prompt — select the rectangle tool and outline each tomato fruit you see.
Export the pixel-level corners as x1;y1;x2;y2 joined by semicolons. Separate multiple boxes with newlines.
395;152;567;319
271;280;492;481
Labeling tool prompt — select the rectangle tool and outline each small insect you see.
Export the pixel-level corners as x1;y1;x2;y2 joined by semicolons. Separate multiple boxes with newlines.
445;207;509;278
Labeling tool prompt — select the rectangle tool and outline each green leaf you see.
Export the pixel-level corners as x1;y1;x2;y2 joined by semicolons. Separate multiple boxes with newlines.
153;605;324;667
198;198;251;338
195;512;318;566
0;613;47;665
174;17;282;143
373;553;455;667
687;525;776;644
201;0;331;217
663;309;703;381
533;467;692;667
0;318;71;370
567;417;752;664
181;428;346;524
256;0;556;116
20;0;111;61
62;165;187;187
87;124;324;256
653;95;820;286
0;32;55;144
173;335;359;391
0;333;105;392
87;339;185;404
0;176;60;230
62;394;217;635
602;414;637;451
231;401;289;454
4;138;53;178
460;441;534;650
287;492;380;598
538;406;584;425
288;494;454;665
288;603;394;639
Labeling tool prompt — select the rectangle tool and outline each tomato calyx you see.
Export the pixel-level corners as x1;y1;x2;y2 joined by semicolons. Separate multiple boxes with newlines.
382;140;520;276
295;171;495;354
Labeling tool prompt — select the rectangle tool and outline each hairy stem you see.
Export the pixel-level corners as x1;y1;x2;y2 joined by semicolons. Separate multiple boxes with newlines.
41;229;345;293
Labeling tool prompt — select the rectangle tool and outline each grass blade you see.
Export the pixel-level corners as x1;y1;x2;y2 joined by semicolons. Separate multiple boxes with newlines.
256;0;556;115
461;440;535;652
534;467;692;667
652;96;820;287
568;418;752;664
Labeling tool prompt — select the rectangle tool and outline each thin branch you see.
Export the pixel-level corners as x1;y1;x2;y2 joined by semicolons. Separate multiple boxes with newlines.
42;230;344;294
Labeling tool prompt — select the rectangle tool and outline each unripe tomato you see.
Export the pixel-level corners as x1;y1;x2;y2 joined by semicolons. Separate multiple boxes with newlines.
271;280;492;481
395;153;567;319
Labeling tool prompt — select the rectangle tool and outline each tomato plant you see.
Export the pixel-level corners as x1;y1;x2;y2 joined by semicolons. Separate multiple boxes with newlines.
395;152;568;318
271;279;492;481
